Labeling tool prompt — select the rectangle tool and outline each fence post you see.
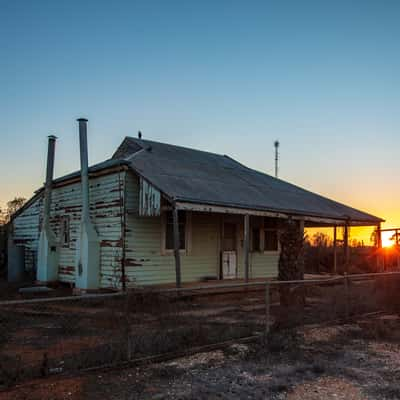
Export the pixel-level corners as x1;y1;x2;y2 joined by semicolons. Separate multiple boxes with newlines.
344;272;349;321
265;282;270;343
124;292;132;361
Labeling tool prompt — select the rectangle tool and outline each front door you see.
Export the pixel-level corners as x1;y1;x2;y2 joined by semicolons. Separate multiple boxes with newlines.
222;251;237;279
222;223;237;279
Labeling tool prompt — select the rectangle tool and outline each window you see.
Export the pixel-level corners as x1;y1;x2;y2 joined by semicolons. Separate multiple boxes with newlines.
252;228;261;252
165;211;186;250
264;217;278;251
60;216;70;246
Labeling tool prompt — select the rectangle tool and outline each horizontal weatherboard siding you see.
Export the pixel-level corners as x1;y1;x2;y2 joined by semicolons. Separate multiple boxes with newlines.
11;171;126;288
11;197;42;273
10;167;279;289
123;171;278;286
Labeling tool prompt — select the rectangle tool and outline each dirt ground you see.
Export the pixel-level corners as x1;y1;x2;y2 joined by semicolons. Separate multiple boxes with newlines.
0;280;75;300
0;278;385;380
0;289;264;380
2;317;400;400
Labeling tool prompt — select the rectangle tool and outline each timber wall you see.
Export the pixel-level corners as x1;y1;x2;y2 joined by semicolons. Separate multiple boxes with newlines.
10;197;43;274
123;172;279;286
10;171;125;288
10;169;279;288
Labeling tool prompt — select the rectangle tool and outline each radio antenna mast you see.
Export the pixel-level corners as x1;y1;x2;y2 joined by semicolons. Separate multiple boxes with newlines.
274;140;279;178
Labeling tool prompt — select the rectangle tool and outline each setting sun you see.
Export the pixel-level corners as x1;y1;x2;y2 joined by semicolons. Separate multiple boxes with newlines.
382;231;395;248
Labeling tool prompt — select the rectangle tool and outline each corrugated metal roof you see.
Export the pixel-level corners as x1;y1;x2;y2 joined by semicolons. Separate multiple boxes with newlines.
52;159;129;185
113;137;383;224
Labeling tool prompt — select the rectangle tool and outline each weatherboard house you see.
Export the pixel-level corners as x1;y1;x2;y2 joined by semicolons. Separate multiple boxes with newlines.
8;119;383;290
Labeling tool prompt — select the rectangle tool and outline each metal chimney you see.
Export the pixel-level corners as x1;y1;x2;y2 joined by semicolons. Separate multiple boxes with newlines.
43;135;57;226
37;135;59;282
78;119;90;223
75;118;100;290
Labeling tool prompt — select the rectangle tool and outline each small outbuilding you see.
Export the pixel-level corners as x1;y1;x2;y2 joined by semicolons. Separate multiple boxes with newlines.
8;119;383;290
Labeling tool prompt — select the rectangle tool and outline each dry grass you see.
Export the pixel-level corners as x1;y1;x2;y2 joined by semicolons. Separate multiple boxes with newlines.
2;315;400;399
1;275;400;389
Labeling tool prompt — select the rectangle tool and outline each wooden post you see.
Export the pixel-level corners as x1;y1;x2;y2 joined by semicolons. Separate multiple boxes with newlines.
376;223;382;271
173;207;182;288
264;282;270;343
344;272;349;321
333;225;337;274
244;214;250;282
396;229;400;270
299;218;305;278
124;294;132;361
344;224;349;274
298;219;305;235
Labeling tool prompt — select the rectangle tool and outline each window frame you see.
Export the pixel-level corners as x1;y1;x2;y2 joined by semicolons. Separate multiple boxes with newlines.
251;227;262;253
262;218;280;254
161;210;192;255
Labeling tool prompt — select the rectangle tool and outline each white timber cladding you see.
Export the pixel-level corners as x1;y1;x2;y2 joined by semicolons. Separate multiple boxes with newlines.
160;211;192;255
139;177;161;217
11;171;126;289
124;172;220;286
11;196;43;273
11;168;280;288
124;171;279;286
222;214;279;280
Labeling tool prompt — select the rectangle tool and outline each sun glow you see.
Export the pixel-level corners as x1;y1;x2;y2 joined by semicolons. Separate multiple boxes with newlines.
382;231;395;248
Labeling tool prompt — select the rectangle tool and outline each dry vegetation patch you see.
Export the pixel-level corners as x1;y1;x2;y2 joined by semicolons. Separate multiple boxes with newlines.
286;376;366;400
2;317;400;400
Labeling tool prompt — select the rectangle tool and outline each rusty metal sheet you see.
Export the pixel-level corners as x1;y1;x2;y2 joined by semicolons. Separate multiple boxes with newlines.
139;177;161;217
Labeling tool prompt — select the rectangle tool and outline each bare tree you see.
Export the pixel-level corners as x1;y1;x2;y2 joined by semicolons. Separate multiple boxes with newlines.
0;207;4;225
4;197;26;223
370;228;378;247
311;232;331;247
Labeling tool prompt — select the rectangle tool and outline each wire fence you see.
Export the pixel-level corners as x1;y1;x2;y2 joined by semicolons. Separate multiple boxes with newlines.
1;271;400;387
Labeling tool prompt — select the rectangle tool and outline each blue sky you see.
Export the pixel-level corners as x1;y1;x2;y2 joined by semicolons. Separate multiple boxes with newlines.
1;0;399;227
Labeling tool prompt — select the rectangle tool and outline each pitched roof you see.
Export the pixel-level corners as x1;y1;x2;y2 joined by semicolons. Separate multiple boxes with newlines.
113;137;383;224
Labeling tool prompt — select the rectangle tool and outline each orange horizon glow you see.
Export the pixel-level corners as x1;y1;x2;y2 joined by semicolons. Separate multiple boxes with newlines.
306;225;400;248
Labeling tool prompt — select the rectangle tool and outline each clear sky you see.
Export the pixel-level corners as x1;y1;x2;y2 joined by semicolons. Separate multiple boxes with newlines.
1;1;399;234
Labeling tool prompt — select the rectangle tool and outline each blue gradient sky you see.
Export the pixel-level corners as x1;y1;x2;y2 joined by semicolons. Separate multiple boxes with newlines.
1;1;399;228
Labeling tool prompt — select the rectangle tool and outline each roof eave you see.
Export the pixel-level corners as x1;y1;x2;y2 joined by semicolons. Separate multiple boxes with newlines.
174;199;384;226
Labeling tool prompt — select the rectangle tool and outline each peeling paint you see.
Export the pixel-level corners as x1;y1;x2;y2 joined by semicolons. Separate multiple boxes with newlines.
100;239;123;247
11;171;126;289
123;258;143;267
